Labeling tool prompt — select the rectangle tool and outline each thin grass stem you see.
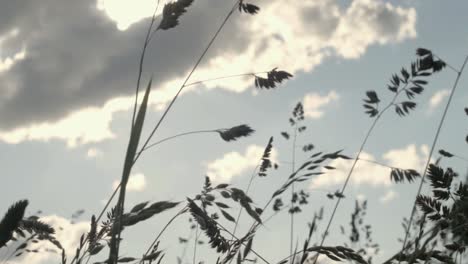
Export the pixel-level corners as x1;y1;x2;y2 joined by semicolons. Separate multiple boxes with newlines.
136;0;240;158
216;222;271;264
138;129;215;155
139;206;187;264
183;72;262;88
312;79;411;264
399;55;468;262
289;125;297;264
193;224;199;264
131;1;161;126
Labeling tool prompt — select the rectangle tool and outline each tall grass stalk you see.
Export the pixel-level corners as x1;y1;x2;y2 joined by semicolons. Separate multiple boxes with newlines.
399;55;468;262
313;51;449;264
313;91;404;264
108;1;242;262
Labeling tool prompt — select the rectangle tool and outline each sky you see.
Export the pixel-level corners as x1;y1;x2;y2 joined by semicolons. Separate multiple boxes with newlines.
0;0;467;263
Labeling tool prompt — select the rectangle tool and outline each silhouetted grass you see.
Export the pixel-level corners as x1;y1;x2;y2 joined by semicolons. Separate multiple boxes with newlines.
1;1;468;264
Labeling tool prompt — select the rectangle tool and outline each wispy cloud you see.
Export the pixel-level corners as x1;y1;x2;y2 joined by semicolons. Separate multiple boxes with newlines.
380;189;398;203
303;90;339;119
86;147;103;158
113;173;146;192
206;145;278;182
310;144;428;189
428;89;450;111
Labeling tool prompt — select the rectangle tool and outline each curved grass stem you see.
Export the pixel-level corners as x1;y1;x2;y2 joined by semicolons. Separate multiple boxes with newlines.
312;79;411;264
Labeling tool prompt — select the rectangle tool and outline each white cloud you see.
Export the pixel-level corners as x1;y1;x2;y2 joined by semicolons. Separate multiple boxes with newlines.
86;147;103;158
8;215;89;264
0;0;417;146
310;144;428;189
380;189;398;203
303;90;339;119
113;173;147;192
206;145;278;182
428;89;450;111
330;0;417;58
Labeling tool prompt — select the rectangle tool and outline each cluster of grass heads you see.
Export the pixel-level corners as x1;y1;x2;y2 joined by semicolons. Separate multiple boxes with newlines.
1;1;468;264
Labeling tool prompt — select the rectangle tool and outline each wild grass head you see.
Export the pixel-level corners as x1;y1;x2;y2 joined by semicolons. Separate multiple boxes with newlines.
0;1;467;264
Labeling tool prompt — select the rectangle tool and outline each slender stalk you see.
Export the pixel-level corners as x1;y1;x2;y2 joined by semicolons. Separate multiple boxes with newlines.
90;2;241;260
399;55;468;262
311;108;384;262
137;129;215;155
216;222;271;264
289;125;297;264
74;3;162;264
131;1;161;126
136;0;241;159
312;81;410;264
118;4;242;256
231;164;260;237
433;54;460;74
383;221;468;264
193;224;199;264
178;228;195;264
183;72;261;88
276;221;445;264
139;206;188;264
452;153;468;163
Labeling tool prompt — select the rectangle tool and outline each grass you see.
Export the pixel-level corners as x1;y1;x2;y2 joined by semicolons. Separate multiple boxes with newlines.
1;1;468;264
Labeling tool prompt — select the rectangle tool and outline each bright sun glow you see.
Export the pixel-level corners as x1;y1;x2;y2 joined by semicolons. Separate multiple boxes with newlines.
96;0;162;30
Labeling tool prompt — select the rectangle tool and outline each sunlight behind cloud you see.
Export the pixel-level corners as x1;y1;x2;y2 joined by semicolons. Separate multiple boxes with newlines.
0;0;418;147
97;0;160;30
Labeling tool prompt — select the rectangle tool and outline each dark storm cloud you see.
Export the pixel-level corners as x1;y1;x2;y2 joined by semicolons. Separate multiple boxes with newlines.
0;0;250;130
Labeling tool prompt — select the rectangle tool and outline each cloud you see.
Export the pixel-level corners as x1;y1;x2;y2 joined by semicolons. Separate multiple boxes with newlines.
330;0;417;58
379;189;398;203
0;77;185;147
97;0;160;30
0;0;417;145
428;89;450;111
206;145;278;182
113;173;147;192
86;147;103;158
310;144;428;189
302;90;339;119
356;193;367;201
0;29;26;73
7;215;89;264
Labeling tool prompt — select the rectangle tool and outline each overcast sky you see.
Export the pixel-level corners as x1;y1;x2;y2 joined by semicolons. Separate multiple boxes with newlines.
0;0;468;263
